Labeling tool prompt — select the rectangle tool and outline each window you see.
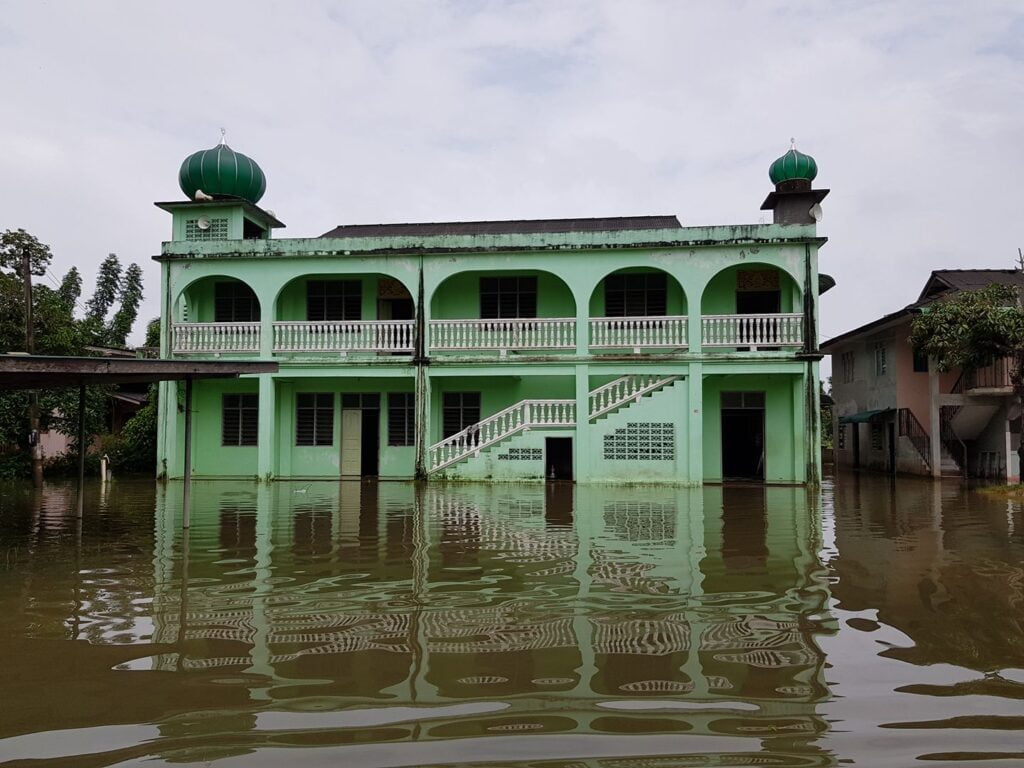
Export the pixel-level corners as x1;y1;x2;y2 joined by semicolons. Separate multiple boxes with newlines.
341;393;380;409
296;393;334;446
721;391;766;409
388;393;415;446
841;351;856;384
837;423;846;450
214;282;260;322
870;422;883;451
605;273;667;317
222;394;258;446
480;276;537;319
874;343;888;376
443;392;481;438
307;280;362;322
912;347;929;373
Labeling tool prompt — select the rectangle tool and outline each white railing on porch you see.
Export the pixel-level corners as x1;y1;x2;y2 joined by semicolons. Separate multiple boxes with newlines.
272;320;414;354
429;318;575;352
172;322;260;354
589;374;680;420
701;313;804;349
589;316;688;349
428;399;576;472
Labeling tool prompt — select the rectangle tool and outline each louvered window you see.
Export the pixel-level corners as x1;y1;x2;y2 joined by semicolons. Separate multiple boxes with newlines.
307;280;361;321
604;273;666;317
214;282;260;322
480;277;537;319
388;392;415;446
443;392;481;438
296;393;334;446
222;394;258;446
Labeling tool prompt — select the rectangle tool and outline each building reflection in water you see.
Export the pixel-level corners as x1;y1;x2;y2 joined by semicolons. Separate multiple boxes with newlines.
135;480;836;762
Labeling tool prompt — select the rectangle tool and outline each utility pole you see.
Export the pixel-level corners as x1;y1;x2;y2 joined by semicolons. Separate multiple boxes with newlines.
22;249;43;487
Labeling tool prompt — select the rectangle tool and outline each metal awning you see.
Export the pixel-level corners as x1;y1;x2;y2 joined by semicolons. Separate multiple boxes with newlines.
0;355;276;389
840;408;893;423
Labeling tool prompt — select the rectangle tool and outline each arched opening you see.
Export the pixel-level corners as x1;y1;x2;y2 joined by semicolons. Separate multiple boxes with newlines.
588;267;688;351
171;276;262;354
429;270;576;353
700;264;803;350
273;273;416;355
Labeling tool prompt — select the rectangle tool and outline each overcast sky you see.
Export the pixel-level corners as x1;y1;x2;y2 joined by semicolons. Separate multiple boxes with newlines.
1;1;1021;358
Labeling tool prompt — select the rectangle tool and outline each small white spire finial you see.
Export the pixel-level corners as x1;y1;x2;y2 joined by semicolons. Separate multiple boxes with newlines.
219;127;227;145
790;137;796;150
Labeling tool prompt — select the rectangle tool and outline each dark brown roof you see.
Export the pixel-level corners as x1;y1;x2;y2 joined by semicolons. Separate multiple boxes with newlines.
320;215;682;239
919;269;1024;301
823;269;1024;352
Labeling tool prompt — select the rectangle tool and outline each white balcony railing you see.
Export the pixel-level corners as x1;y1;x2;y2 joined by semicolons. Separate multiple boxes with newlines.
429;318;575;352
589;316;688;349
428;399;576;472
701;313;804;350
172;322;260;354
273;321;414;354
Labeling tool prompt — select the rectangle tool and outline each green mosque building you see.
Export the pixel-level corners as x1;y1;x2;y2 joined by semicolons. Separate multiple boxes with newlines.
154;139;829;484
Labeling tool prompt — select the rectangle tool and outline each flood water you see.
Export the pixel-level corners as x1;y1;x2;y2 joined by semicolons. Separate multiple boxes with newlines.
0;476;1022;767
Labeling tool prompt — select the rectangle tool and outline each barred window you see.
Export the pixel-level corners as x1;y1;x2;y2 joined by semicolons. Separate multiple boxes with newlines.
307;280;361;322
874;343;888;376
296;393;334;446
604;273;667;317
841;351;856;383
480;276;537;319
388;392;415;446
443;392;481;438
837;424;846;449
214;282;260;322
871;422;883;451
222;394;258;446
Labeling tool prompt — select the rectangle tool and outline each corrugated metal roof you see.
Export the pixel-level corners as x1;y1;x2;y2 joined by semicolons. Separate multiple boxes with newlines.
919;269;1024;300
320;215;682;239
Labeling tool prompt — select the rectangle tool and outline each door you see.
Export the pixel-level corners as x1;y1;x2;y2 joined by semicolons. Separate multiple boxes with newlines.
545;437;573;481
721;409;765;481
341;409;362;477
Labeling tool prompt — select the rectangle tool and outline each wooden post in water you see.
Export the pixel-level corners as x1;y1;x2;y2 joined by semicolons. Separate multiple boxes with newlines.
182;378;193;529
76;384;86;518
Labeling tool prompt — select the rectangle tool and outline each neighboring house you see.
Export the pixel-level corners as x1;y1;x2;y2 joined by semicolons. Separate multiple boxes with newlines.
155;140;831;485
823;270;1023;482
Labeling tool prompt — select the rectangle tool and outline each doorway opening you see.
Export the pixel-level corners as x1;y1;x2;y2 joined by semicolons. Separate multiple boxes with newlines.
545;437;573;482
721;391;765;482
341;393;380;478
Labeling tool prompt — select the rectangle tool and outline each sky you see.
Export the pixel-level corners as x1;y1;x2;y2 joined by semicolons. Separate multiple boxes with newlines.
1;0;1022;358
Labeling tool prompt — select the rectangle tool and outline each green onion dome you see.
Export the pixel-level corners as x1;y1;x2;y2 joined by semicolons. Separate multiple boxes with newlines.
178;140;266;204
769;146;818;186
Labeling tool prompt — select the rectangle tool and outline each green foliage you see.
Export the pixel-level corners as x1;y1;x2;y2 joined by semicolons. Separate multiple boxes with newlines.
85;253;121;324
57;266;82;310
0;228;52;277
109;386;158;473
910;284;1024;374
107;263;144;347
820;378;833;450
144;317;161;348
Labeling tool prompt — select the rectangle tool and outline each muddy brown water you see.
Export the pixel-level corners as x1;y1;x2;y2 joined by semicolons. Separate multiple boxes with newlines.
0;475;1022;767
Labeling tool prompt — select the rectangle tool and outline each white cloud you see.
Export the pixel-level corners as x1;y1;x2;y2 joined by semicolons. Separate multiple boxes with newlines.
0;0;1021;353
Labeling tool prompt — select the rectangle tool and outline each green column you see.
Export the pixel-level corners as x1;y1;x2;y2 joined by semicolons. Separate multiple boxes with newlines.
687;362;703;485
574;364;591;482
414;367;431;479
257;375;277;481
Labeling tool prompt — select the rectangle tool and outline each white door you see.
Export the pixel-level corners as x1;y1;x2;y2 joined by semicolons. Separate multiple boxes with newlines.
341;409;362;477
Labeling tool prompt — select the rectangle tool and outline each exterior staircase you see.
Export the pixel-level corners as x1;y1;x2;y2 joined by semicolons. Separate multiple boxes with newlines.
427;374;680;473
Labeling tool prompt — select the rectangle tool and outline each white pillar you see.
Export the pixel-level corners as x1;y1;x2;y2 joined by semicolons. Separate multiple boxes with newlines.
928;357;941;477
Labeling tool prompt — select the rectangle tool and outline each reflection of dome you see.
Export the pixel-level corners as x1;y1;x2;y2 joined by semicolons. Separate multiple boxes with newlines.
178;141;266;204
769;147;818;186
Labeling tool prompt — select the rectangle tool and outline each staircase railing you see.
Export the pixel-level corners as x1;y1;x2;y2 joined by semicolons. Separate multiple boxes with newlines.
428;399;576;473
588;374;680;421
896;408;931;471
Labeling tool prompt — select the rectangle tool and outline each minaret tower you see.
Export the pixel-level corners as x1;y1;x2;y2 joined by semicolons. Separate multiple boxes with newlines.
760;140;829;225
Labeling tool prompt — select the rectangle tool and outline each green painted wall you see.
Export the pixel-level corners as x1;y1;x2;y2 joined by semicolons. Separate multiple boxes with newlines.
587;268;687;316
431;271;576;318
275;274;391;321
174;378;261;478
701;374;804;484
700;264;800;314
178;276;260;322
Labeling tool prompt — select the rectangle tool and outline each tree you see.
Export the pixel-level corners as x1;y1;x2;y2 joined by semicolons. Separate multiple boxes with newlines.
85;253;121;322
57;266;82;311
0;228;52;277
107;263;144;347
910;283;1024;479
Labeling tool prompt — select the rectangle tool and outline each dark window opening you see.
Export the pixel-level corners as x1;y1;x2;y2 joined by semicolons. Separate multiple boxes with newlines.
912;347;929;373
443;392;481;438
545;437;573;481
342;393;380;409
242;217;266;240
296;393;334;446
480;276;537;319
222;393;258;446
214;282;260;322
605;273;667;317
721;391;765;481
388;392;415;446
735;290;781;314
307;280;362;322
